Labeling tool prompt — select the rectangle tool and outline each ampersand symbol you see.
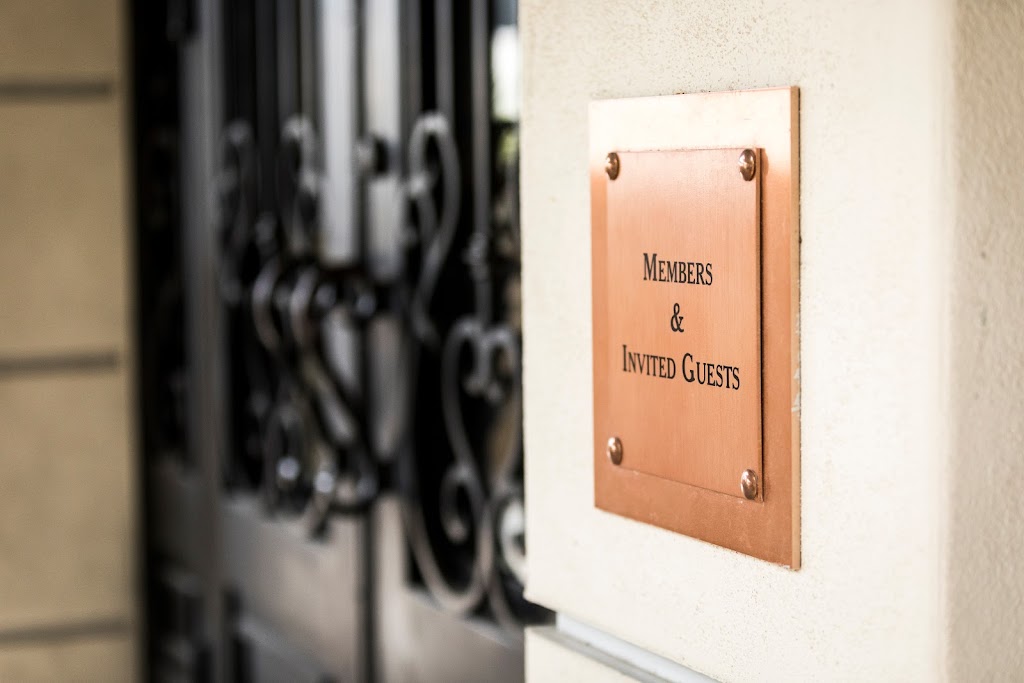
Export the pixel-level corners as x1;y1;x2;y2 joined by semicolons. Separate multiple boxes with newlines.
670;303;685;333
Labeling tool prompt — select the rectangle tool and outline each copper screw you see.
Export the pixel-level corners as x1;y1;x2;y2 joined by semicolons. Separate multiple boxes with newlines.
740;469;758;500
738;149;757;181
605;152;620;180
607;436;623;465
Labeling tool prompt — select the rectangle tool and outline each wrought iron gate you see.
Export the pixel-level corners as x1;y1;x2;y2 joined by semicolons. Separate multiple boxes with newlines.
133;0;545;680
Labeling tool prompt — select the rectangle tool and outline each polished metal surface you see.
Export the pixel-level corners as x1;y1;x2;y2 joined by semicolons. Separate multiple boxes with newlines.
589;90;801;567
605;151;620;180
607;436;623;465
738;148;757;181
740;469;759;501
597;148;763;498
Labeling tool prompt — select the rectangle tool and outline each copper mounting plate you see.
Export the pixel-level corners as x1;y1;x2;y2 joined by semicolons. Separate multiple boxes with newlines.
606;148;762;499
591;87;800;567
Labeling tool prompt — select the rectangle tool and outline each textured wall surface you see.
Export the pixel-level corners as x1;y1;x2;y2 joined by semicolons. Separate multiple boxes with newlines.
520;0;952;680
0;635;134;682
0;0;136;676
947;0;1024;677
0;0;120;80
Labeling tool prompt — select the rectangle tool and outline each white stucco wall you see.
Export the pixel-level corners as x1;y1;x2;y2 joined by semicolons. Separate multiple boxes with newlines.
947;1;1024;678
517;0;1006;680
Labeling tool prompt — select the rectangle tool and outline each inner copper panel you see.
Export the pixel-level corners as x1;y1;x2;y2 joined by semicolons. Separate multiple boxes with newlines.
602;148;761;499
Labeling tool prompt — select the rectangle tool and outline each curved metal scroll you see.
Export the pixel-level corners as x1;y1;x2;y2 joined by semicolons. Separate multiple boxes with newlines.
218;115;379;534
217;103;542;627
399;113;541;632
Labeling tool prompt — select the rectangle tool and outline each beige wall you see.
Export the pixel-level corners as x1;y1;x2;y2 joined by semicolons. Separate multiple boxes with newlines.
522;0;1022;680
0;1;136;680
948;0;1024;678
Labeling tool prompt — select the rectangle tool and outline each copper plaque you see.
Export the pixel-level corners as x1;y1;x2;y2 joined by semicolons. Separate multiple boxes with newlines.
605;148;761;498
591;87;800;567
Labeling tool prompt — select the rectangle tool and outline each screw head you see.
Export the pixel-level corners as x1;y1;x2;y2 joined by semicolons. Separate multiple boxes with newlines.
605;152;620;180
738;149;757;181
607;436;623;465
740;469;759;500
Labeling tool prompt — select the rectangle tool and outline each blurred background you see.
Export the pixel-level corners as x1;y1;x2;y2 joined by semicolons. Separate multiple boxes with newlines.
0;0;542;680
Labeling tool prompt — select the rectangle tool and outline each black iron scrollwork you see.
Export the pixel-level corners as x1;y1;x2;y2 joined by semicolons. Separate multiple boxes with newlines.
406;112;461;347
215;7;544;633
399;112;541;632
219;114;380;534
